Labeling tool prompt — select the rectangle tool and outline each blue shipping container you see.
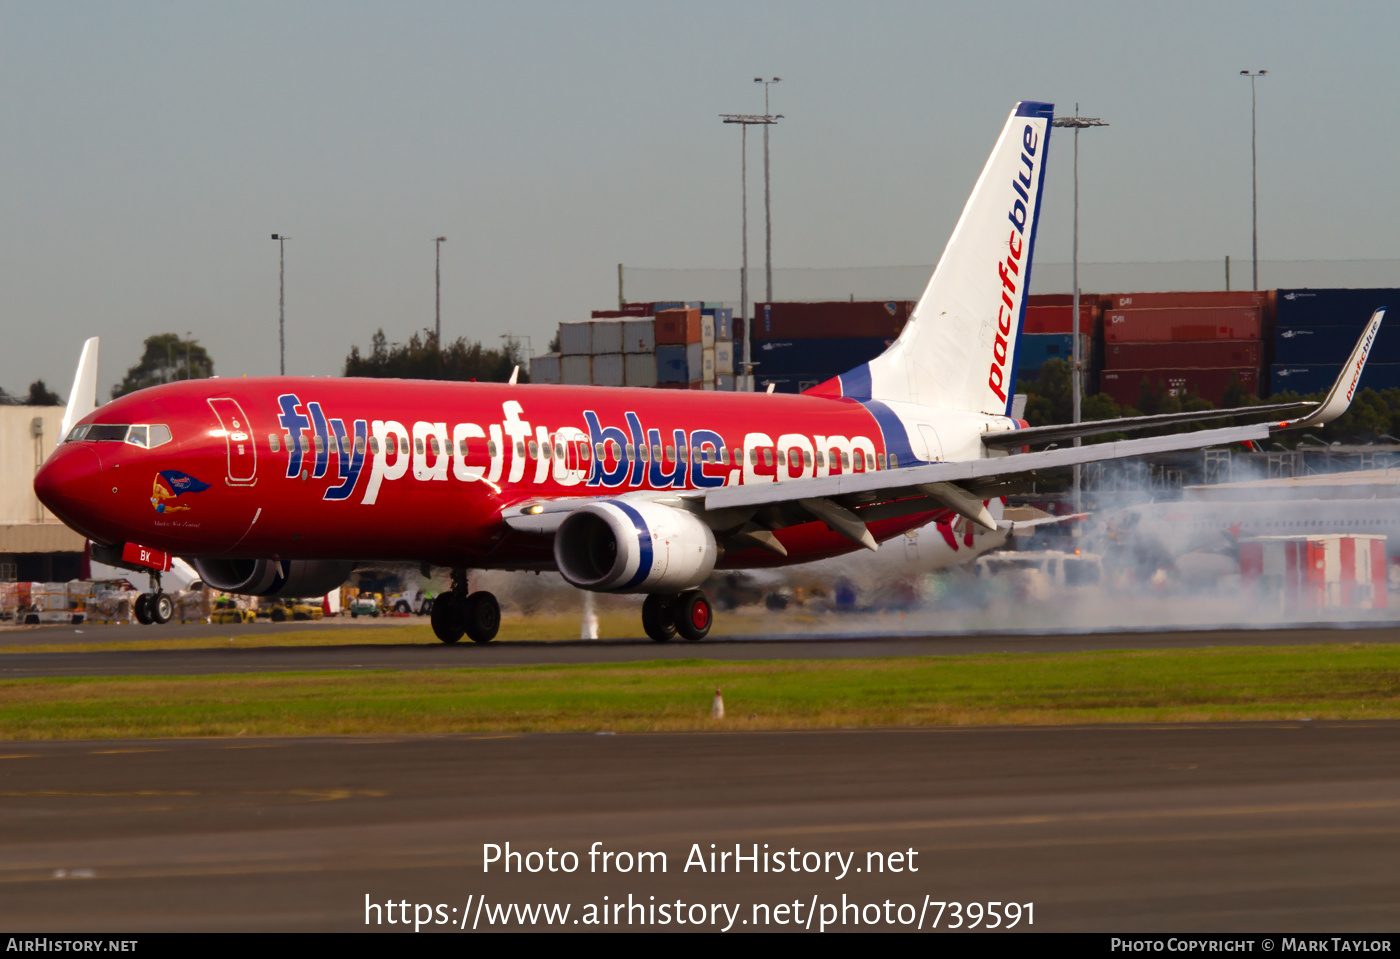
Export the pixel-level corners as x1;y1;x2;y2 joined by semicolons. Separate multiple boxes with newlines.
1269;363;1400;397
753;337;891;376
755;373;831;394
1017;333;1093;372
656;345;691;384
1274;324;1400;365
1276;288;1400;329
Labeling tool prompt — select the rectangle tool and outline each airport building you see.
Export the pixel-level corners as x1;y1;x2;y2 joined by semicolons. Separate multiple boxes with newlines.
0;404;84;582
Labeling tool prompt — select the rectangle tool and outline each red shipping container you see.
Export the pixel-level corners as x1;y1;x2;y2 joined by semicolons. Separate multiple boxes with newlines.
733;316;745;343
1104;340;1262;370
591;309;625;319
1104;307;1262;343
654;308;702;345
1023;304;1101;335
1107;290;1270;310
620;302;654;316
1099;367;1260;406
754;301;912;340
1026;293;1107;309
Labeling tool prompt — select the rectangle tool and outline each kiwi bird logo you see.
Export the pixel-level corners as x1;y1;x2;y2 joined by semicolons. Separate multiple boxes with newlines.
150;470;211;513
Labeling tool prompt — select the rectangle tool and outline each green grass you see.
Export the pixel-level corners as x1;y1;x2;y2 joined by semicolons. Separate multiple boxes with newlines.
1;644;1399;739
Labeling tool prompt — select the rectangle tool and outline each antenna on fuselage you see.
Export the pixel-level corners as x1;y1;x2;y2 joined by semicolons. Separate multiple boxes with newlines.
508;365;519;385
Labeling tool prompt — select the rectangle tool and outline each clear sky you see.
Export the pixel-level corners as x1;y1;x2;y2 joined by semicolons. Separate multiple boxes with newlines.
2;1;1397;396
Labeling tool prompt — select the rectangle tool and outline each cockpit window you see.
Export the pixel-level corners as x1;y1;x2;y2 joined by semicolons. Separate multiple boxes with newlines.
65;424;173;448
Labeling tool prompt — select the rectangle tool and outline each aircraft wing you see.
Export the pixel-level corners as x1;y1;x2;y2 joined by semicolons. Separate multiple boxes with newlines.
701;423;1268;550
985;308;1384;450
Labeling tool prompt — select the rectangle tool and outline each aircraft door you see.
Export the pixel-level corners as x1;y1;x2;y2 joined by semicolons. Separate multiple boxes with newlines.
207;398;257;486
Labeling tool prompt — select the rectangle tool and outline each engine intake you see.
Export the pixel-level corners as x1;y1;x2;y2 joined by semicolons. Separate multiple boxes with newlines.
192;558;354;598
554;501;717;593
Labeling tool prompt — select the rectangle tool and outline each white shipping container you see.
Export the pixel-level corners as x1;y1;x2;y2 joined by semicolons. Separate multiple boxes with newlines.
591;353;625;387
714;341;734;375
561;354;592;385
591;320;623;355
734;374;755;392
558;320;593;356
686;342;703;381
716;374;736;391
624;353;657;387
622;319;656;354
700;315;716;348
529;354;562;384
702;347;716;383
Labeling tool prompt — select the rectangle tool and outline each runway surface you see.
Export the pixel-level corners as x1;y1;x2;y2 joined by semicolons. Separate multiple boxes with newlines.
1;624;1397;678
2;723;1397;931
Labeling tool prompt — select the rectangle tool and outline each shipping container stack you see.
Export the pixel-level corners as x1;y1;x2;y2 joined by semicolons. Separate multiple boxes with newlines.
529;301;740;390
1020;293;1102;385
1096;291;1270;408
1270;288;1400;396
749;301;913;394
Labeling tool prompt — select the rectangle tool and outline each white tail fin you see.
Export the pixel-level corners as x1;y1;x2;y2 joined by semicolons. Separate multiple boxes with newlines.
842;102;1053;416
59;337;99;440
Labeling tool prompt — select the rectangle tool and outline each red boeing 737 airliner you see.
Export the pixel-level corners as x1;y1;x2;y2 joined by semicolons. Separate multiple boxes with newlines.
33;101;1383;643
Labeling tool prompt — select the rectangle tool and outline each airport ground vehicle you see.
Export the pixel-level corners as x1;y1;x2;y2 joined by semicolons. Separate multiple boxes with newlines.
34;102;1382;644
975;550;1103;601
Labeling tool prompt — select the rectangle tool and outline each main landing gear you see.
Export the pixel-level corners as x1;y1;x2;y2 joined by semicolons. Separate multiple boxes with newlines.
430;568;500;644
642;589;712;643
133;571;173;625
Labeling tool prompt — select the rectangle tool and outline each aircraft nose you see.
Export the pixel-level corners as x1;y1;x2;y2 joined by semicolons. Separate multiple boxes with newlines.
34;444;102;518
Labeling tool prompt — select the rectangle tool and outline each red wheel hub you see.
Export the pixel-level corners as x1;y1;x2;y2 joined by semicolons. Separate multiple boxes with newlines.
691;601;709;629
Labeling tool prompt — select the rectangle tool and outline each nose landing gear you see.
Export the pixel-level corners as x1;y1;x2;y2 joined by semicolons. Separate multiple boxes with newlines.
430;568;500;644
133;571;173;625
641;589;711;642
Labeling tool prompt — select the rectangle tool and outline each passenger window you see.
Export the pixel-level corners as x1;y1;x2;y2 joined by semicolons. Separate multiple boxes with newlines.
666;445;675;461
625;444;634;458
595;443;604;460
652;445;662;461
487;440;498;457
555;442;564;459
269;433;281;452
314;435;325;453
356;436;366;455
889;453;898;468
414;437;424;456
763;449;774;467
777;450;786;466
528;440;539;460
841;452;850;469
369;436;380;454
815;451;825;468
802;450;812;468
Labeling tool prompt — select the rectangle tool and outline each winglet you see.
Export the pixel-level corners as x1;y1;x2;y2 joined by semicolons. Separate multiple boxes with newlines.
1279;307;1384;430
59;337;99;441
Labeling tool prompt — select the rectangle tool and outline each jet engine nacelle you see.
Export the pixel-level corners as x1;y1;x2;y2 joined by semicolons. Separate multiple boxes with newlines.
554;501;717;593
192;557;354;598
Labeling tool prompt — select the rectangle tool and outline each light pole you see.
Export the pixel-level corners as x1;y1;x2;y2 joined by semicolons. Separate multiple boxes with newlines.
1051;108;1108;512
754;77;781;303
721;112;781;390
435;236;447;344
1240;70;1267;290
271;234;289;375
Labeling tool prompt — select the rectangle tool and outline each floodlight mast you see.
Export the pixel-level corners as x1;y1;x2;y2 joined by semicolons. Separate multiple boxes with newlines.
754;77;781;303
721;112;781;390
271;234;290;375
1240;70;1268;290
1051;108;1109;511
435;236;447;343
